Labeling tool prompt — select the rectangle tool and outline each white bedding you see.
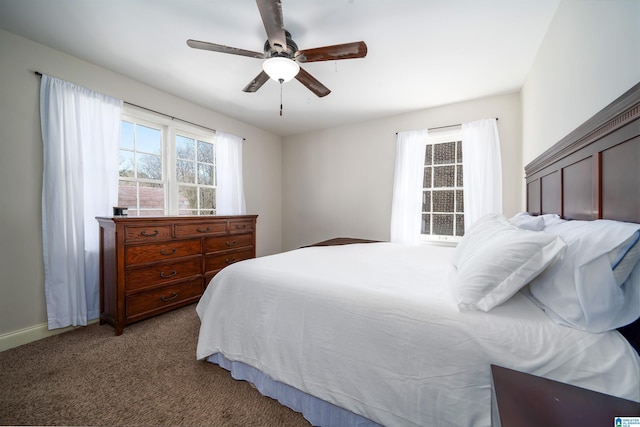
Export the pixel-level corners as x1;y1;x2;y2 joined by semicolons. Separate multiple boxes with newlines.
196;242;640;427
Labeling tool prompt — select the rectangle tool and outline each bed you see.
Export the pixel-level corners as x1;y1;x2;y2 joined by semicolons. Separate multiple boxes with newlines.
196;81;640;427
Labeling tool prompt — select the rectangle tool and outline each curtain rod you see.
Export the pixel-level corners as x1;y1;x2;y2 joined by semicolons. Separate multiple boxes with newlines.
395;118;498;135
34;71;245;141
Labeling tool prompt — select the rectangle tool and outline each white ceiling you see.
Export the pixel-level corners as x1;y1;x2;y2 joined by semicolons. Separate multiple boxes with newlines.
0;0;560;136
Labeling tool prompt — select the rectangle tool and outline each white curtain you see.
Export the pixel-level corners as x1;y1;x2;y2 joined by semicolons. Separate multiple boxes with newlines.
462;119;502;231
215;131;246;215
390;129;429;244
40;75;122;329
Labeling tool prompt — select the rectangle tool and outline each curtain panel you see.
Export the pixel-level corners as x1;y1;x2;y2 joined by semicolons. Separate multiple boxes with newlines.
390;129;429;244
390;119;502;243
215;131;246;215
40;75;122;329
462;119;503;230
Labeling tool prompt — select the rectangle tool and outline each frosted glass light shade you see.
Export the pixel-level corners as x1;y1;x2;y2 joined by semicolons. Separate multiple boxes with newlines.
262;57;300;83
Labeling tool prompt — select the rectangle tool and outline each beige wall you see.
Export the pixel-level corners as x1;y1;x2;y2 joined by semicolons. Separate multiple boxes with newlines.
522;0;640;166
281;93;522;250
0;30;283;340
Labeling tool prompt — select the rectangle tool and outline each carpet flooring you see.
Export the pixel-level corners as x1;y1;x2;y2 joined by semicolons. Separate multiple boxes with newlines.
0;304;311;426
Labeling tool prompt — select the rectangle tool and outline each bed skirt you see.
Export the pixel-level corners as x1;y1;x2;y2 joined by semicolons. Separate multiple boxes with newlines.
207;353;382;427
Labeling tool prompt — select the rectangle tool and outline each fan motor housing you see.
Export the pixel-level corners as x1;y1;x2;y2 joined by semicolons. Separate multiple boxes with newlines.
264;30;298;58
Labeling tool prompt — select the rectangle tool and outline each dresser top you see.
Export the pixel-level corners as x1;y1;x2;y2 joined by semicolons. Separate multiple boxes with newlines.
96;215;258;223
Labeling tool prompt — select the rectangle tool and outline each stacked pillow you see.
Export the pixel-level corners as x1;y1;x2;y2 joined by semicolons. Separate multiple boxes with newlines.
526;219;640;332
507;211;545;231
508;211;564;230
453;214;566;312
453;212;640;333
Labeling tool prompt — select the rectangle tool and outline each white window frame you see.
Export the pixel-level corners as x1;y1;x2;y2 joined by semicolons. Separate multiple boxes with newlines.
173;128;217;216
119;105;216;216
420;127;464;244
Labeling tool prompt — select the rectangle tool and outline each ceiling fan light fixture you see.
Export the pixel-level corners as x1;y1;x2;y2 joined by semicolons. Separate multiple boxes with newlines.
262;57;300;83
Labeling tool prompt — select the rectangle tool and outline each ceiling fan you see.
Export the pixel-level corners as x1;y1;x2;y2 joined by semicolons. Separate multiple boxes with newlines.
186;0;368;98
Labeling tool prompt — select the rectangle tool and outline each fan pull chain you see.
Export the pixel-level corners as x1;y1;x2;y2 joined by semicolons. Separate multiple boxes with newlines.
279;79;284;117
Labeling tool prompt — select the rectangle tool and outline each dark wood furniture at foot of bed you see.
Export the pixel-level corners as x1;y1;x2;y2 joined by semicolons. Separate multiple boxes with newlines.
525;80;640;353
302;237;381;247
97;215;257;335
491;365;640;427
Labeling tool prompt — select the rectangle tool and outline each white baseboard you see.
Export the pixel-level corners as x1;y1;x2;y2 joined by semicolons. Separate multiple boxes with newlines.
0;320;98;352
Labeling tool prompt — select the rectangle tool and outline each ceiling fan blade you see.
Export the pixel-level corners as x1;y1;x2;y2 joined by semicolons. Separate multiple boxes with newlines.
242;71;270;93
295;41;367;63
295;67;331;97
256;0;287;52
187;39;265;59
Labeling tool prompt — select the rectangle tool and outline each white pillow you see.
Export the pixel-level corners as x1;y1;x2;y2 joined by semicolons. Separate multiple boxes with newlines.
509;212;545;231
509;212;564;231
541;214;564;227
528;220;640;332
453;214;567;312
610;231;640;285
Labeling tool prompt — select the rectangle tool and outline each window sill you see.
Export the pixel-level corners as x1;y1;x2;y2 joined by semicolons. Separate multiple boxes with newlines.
420;239;458;248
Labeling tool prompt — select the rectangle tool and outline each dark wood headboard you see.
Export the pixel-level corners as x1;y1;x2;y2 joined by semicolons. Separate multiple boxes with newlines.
524;81;640;351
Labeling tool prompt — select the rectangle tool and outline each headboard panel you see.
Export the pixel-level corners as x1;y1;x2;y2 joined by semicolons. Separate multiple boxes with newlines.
525;82;640;221
524;81;640;352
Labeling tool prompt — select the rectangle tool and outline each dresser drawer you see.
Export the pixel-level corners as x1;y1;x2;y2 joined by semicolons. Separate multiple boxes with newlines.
125;239;201;265
125;257;201;291
126;278;203;318
228;219;255;234
124;225;172;243
175;221;226;238
204;233;253;253
204;248;254;273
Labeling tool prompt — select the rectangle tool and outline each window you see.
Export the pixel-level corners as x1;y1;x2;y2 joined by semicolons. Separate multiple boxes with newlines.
175;134;216;215
119;119;165;216
421;129;464;242
118;106;216;216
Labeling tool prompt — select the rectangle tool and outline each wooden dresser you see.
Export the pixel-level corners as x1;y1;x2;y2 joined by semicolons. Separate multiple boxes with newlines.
96;215;257;335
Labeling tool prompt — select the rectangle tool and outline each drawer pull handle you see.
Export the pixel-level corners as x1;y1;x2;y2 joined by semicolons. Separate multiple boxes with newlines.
160;270;177;278
226;257;238;264
197;226;210;233
226;240;237;247
161;292;178;302
161;248;177;256
235;224;247;229
141;229;159;237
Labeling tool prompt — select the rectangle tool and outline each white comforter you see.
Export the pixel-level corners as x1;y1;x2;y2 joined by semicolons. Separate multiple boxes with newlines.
196;243;640;427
